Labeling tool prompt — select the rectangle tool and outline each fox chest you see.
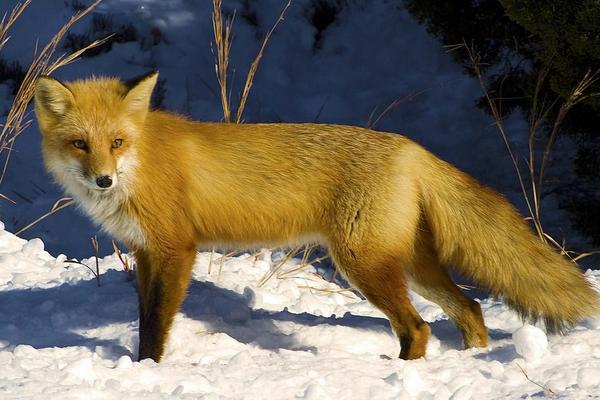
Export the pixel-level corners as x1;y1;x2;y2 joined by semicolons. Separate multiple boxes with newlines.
75;193;146;249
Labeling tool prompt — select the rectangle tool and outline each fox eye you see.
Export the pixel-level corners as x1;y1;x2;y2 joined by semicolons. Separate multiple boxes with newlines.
72;140;87;150
112;139;123;149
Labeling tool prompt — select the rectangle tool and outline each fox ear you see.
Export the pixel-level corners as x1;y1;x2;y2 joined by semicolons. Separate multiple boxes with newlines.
123;71;159;115
34;76;75;119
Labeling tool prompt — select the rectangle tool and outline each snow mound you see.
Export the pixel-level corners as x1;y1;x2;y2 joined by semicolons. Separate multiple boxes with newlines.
512;324;548;362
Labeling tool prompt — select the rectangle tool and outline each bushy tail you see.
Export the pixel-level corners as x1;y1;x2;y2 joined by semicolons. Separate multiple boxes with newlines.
419;151;599;332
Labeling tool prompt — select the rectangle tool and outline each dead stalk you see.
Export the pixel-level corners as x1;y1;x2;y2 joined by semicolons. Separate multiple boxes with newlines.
217;251;226;282
367;78;462;129
517;364;554;396
0;191;15;204
211;0;234;122
257;244;331;287
91;236;100;286
112;240;134;279
235;0;292;123
64;235;103;287
296;285;356;299
537;69;600;193
14;197;74;235
258;245;301;287
64;259;100;284
211;0;291;123
463;42;540;240
329;268;338;283
277;254;329;280
462;41;600;261
0;1;32;52
208;246;216;274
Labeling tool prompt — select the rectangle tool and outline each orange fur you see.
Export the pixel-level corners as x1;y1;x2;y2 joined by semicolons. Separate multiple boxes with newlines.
34;72;599;362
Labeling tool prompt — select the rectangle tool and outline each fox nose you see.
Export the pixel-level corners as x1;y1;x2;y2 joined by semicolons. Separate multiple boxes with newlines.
96;175;113;188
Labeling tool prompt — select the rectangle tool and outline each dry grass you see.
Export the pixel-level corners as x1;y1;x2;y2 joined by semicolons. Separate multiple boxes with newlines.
256;245;352;298
65;235;102;287
296;284;356;299
112;240;135;280
207;246;216;274
366;78;462;129
0;0;106;202
14;197;74;235
257;244;333;290
213;250;239;282
211;0;292;123
1;0;108;237
210;0;338;288
257;245;303;287
211;0;234;122
367;88;430;129
206;248;254;281
204;244;336;293
460;41;600;260
0;1;31;51
235;0;292;123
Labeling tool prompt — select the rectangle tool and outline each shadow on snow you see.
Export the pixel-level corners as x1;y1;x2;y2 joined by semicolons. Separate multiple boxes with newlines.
0;269;494;360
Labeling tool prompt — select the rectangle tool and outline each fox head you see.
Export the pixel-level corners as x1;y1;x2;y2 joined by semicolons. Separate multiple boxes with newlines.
34;72;158;196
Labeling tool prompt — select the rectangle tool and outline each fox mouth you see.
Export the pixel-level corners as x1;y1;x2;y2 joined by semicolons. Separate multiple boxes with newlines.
81;185;114;196
76;176;117;193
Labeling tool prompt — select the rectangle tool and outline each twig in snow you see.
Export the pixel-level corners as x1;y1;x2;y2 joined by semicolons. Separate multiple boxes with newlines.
517;363;554;397
64;235;102;287
112;240;134;280
91;236;100;286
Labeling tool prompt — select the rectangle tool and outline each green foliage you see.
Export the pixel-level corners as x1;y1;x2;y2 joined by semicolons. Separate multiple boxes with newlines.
307;0;347;49
405;0;531;72
64;13;138;58
501;0;600;109
404;0;600;114
0;56;25;95
403;0;536;118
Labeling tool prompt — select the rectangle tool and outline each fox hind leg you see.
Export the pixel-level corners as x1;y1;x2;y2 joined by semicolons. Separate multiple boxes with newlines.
330;246;430;360
409;227;488;349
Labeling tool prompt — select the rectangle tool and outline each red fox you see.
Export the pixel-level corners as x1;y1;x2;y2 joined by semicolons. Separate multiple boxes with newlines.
34;72;598;362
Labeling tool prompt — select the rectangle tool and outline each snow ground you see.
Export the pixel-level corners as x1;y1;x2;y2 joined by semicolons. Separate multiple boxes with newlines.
1;224;600;399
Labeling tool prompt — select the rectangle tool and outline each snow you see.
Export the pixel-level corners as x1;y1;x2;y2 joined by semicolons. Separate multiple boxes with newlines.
512;324;548;362
577;368;600;391
1;224;600;399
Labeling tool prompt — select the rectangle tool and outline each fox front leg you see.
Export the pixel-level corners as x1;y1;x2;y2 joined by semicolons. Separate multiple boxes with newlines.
135;246;196;362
